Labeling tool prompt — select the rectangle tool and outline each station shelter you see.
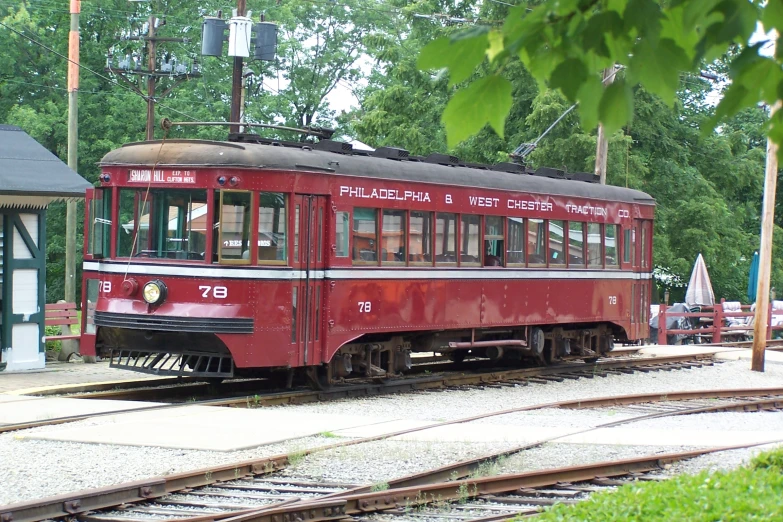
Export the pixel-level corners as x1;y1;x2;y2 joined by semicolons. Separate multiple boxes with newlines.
0;125;91;372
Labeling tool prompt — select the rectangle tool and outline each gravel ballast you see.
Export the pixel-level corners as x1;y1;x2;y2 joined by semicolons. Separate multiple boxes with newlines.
2;359;783;506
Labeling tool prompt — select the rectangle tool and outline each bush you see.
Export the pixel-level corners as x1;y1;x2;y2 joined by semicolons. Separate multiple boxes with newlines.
750;447;783;473
534;452;783;521
44;325;62;352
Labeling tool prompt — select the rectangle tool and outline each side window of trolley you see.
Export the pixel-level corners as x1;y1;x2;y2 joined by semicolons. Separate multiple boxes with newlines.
549;220;566;267
87;188;112;258
527;218;546;266
484;216;504;267
352;208;378;264
507;217;525;266
335;210;349;258
382;209;406;265
587;223;603;268
258;192;287;264
568;222;586;268
215;190;252;264
605;224;619;268
435;213;457;265
460;215;481;266
410;211;433;264
623;226;634;265
116;189;208;260
641;220;652;269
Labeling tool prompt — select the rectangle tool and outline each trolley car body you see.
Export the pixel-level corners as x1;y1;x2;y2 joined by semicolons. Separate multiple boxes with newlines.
80;138;655;381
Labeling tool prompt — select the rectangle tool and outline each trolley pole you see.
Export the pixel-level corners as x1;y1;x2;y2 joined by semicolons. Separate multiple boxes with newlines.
594;67;615;185
64;0;80;361
230;0;247;134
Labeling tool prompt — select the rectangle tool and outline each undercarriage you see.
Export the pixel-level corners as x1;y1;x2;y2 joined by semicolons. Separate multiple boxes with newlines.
96;323;620;390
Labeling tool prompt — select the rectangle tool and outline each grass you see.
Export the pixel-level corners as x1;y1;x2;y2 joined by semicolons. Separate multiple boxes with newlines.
530;447;783;521
287;449;307;467
320;431;339;438
371;482;390;492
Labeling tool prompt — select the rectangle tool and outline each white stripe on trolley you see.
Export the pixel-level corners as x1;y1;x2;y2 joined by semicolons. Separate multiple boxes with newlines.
84;261;652;281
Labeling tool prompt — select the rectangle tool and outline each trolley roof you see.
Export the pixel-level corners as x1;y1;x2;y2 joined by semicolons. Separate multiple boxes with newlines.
101;139;655;206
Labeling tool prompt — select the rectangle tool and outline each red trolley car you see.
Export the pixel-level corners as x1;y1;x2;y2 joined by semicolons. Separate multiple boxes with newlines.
81;137;654;386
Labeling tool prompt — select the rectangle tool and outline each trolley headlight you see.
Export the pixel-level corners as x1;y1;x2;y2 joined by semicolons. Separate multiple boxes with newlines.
142;280;167;305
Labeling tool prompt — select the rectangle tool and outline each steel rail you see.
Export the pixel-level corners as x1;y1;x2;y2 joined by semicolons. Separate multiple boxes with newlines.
147;394;783;522
203;440;783;522
0;353;691;435
6;385;783;522
317;393;783;495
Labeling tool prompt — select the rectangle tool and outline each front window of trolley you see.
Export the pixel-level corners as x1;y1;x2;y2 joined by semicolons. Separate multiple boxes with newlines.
116;189;209;261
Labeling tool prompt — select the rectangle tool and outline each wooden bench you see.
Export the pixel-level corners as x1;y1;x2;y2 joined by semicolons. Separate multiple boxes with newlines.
45;302;81;342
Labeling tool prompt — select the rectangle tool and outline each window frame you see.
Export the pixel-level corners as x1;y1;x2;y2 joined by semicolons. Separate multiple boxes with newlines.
335;210;350;259
352;207;380;266
567;221;586;269
483;215;505;267
605;223;620;269
506;216;526;267
587;222;603;269
435;212;458;266
622;226;633;265
217;189;253;265
257;191;288;266
459;214;482;267
88;188;112;259
381;208;407;266
527;218;547;268
548;219;566;268
409;210;434;266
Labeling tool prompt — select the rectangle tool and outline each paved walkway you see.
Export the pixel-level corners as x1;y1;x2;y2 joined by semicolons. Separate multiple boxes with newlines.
0;360;164;394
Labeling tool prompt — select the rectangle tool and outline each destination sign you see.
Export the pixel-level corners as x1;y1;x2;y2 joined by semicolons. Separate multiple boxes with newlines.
127;169;196;184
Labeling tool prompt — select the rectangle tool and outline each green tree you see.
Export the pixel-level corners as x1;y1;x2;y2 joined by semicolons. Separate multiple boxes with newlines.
418;0;783;151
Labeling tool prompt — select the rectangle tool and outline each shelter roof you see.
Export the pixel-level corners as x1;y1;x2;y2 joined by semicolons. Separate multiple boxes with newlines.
0;125;91;205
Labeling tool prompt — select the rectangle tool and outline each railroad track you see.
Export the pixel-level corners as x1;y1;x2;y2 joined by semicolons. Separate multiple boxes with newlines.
0;353;714;435
59;353;707;406
5;387;783;522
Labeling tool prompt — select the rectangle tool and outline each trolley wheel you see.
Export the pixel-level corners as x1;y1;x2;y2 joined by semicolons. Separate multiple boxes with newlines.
305;365;333;391
449;351;467;363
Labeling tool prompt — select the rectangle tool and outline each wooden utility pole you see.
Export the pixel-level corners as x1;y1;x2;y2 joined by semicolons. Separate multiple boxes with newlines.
105;19;198;138
230;0;247;134
751;28;780;373
145;15;157;140
63;0;80;361
594;67;615;185
752;99;781;372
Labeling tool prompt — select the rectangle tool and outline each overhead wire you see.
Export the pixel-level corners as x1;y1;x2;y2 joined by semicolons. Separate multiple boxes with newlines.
0;18;200;123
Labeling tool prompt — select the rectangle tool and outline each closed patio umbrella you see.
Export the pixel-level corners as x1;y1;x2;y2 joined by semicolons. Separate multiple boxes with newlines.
748;251;759;303
685;253;715;307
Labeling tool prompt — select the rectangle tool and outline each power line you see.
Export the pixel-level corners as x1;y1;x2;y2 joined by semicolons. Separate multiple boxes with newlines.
0;19;200;123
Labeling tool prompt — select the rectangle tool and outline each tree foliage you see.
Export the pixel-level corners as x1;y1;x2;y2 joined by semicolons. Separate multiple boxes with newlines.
417;0;783;151
0;0;780;306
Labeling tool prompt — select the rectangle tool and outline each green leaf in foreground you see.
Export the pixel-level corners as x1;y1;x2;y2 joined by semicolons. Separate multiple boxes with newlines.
418;33;489;87
442;75;512;149
598;79;633;134
629;37;690;105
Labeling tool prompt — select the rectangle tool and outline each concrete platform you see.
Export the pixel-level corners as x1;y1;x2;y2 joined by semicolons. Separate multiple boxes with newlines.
0;396;160;426
379;423;783;447
639;344;783;364
24;407;411;451
0;360;170;395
